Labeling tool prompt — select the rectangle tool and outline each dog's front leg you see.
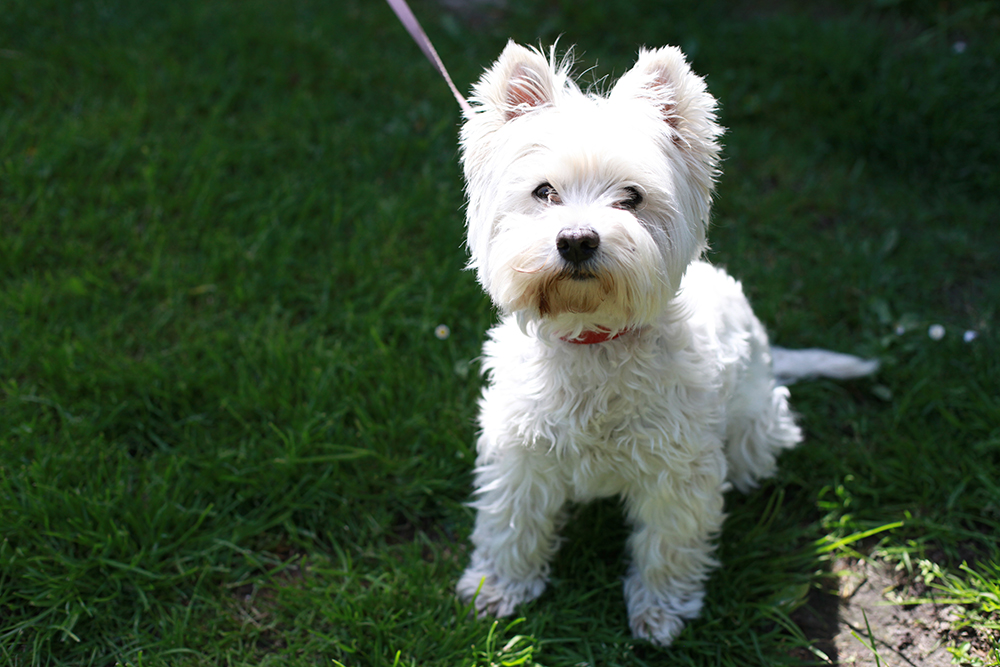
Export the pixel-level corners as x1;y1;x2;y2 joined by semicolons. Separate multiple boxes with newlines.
622;459;727;646
456;446;567;617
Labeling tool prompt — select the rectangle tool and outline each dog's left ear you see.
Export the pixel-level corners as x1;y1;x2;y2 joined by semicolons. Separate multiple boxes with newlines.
469;41;570;123
610;46;723;162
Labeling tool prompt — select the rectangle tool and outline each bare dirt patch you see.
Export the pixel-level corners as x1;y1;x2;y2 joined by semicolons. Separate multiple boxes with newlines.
832;557;956;666
792;556;994;666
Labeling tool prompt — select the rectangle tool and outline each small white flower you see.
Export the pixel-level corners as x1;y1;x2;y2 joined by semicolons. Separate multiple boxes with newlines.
928;324;945;341
953;41;967;54
895;324;906;336
434;324;451;340
963;330;978;343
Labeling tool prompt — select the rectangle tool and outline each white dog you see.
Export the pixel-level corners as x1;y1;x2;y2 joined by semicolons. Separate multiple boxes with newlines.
455;42;877;646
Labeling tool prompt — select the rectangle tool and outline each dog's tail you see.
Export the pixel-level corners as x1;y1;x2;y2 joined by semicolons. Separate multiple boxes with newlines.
771;347;879;386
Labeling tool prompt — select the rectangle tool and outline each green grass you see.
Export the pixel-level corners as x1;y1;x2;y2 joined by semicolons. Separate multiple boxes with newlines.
1;0;998;664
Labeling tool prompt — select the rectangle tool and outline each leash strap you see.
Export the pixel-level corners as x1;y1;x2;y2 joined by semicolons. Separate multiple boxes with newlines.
384;0;472;115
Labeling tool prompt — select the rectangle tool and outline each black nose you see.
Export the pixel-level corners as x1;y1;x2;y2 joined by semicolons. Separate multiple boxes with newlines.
556;228;600;265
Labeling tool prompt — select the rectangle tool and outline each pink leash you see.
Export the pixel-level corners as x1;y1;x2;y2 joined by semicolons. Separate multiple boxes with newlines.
384;0;472;115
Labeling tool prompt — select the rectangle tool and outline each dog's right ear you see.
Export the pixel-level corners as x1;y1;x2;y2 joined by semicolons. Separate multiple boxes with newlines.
470;41;567;122
609;46;722;161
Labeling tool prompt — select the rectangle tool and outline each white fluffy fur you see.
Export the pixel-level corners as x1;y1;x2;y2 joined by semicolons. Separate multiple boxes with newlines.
455;42;876;646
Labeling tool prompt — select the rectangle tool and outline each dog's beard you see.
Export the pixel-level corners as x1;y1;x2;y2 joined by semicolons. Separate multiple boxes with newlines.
485;215;671;338
537;270;611;317
512;265;613;319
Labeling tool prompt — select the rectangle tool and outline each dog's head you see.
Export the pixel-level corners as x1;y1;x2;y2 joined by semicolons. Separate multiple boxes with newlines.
460;42;723;340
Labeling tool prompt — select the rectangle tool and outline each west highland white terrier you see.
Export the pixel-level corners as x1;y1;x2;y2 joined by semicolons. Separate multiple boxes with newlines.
454;42;877;646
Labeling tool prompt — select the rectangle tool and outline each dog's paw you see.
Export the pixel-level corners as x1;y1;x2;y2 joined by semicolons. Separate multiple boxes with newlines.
456;556;546;617
628;604;688;646
624;571;705;647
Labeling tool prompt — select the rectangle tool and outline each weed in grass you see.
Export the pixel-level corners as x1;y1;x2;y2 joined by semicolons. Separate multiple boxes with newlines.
467;620;540;667
850;609;885;667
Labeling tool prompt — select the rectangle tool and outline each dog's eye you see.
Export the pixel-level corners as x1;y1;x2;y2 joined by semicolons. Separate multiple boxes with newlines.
533;183;562;205
615;187;644;211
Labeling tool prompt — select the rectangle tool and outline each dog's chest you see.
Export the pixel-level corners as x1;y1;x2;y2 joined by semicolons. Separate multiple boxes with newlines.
481;329;724;466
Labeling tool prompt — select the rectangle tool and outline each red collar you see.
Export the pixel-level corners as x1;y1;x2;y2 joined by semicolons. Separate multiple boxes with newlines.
560;328;629;345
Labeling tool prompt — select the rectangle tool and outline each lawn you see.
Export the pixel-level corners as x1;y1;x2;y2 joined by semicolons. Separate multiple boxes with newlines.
1;0;998;665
